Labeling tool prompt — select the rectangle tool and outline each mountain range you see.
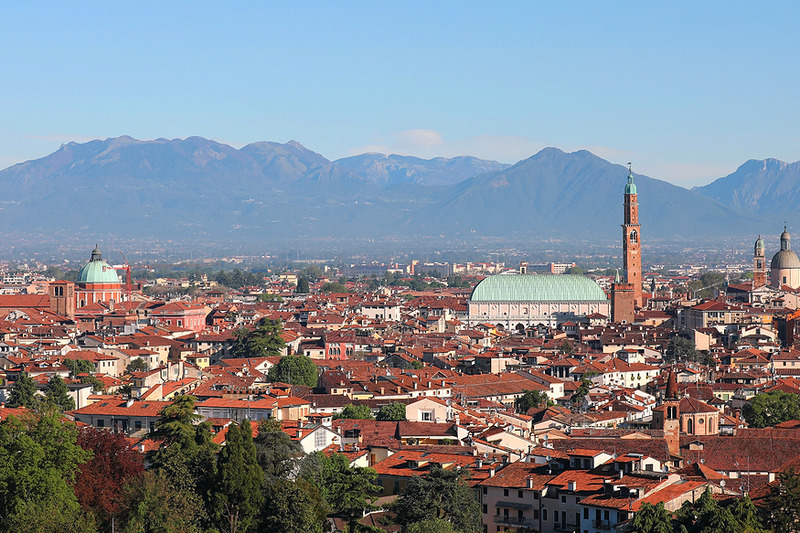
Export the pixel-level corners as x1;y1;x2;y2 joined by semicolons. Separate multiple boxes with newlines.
0;135;796;250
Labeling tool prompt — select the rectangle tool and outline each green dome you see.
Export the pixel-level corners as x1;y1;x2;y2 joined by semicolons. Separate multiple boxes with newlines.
78;246;120;284
755;235;765;251
470;274;607;302
624;169;637;195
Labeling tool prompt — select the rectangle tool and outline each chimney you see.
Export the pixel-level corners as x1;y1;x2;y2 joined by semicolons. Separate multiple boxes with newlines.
489;468;496;478
568;480;577;492
526;476;534;489
476;458;483;468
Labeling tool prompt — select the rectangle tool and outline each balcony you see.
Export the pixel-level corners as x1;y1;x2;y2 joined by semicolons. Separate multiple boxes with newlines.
592;519;612;530
493;515;535;528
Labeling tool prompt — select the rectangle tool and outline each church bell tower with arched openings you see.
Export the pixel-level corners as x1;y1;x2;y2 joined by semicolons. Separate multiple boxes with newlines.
622;163;642;307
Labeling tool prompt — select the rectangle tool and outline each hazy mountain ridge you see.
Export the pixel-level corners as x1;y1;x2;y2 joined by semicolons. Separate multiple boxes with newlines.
693;158;800;215
334;153;509;187
0;136;782;246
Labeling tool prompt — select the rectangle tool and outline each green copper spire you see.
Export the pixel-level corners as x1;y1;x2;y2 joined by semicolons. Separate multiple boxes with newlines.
624;162;637;195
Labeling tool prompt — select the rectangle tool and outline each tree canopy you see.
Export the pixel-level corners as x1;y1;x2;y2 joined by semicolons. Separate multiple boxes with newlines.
63;358;96;377
7;372;39;409
663;336;711;365
231;318;286;359
296;276;310;293
376;402;407;421
744;390;800;428
267;355;319;387
334;404;374;420
45;374;75;412
514;389;551;414
212;421;263;533
389;466;481;533
0;413;94;532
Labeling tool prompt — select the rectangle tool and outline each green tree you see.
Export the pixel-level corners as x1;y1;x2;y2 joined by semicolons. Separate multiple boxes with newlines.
743;390;800;428
390;466;481;533
376;402;407;421
663;336;710;365
559;339;574;355
63;358;96;377
116;470;204;533
303;264;324;281
0;414;93;532
731;495;764;532
316;452;380;533
514;389;551;414
45;374;75;411
231;319;286;358
79;375;106;393
568;266;584;275
7;371;39;409
334;404;374;420
320;282;348;293
254;421;304;483
406;519;459;533
125;358;149;373
212;421;264;533
267;355;319;387
766;468;800;533
149;440;214;530
152;395;203;449
296;276;310;294
631;502;673;533
409;359;425;370
261;478;326;533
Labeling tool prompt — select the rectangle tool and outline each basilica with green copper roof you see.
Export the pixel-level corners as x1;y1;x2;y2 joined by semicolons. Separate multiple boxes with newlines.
467;268;610;330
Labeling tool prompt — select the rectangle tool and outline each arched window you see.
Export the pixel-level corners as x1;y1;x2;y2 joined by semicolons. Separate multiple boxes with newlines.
687;418;694;434
630;230;638;243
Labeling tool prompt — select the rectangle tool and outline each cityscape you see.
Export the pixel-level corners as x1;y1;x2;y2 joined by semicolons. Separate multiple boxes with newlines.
3;4;800;533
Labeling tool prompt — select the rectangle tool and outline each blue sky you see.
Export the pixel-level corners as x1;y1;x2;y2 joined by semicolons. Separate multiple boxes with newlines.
1;2;798;186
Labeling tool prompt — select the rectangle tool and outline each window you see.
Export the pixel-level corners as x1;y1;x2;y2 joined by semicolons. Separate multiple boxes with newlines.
134;420;142;430
97;419;105;428
561;495;566;503
542;509;547;521
420;411;433;421
482;487;487;495
315;429;326;449
482;504;487;514
554;510;559;522
518;490;523;498
584;508;589;519
503;489;509;497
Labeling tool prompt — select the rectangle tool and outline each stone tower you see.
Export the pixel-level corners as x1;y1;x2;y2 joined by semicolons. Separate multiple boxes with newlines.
622;164;642;307
663;367;681;458
754;235;766;288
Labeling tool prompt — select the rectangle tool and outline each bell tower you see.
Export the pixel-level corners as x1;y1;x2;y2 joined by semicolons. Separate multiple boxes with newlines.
754;235;766;288
622;163;642;307
662;367;681;458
